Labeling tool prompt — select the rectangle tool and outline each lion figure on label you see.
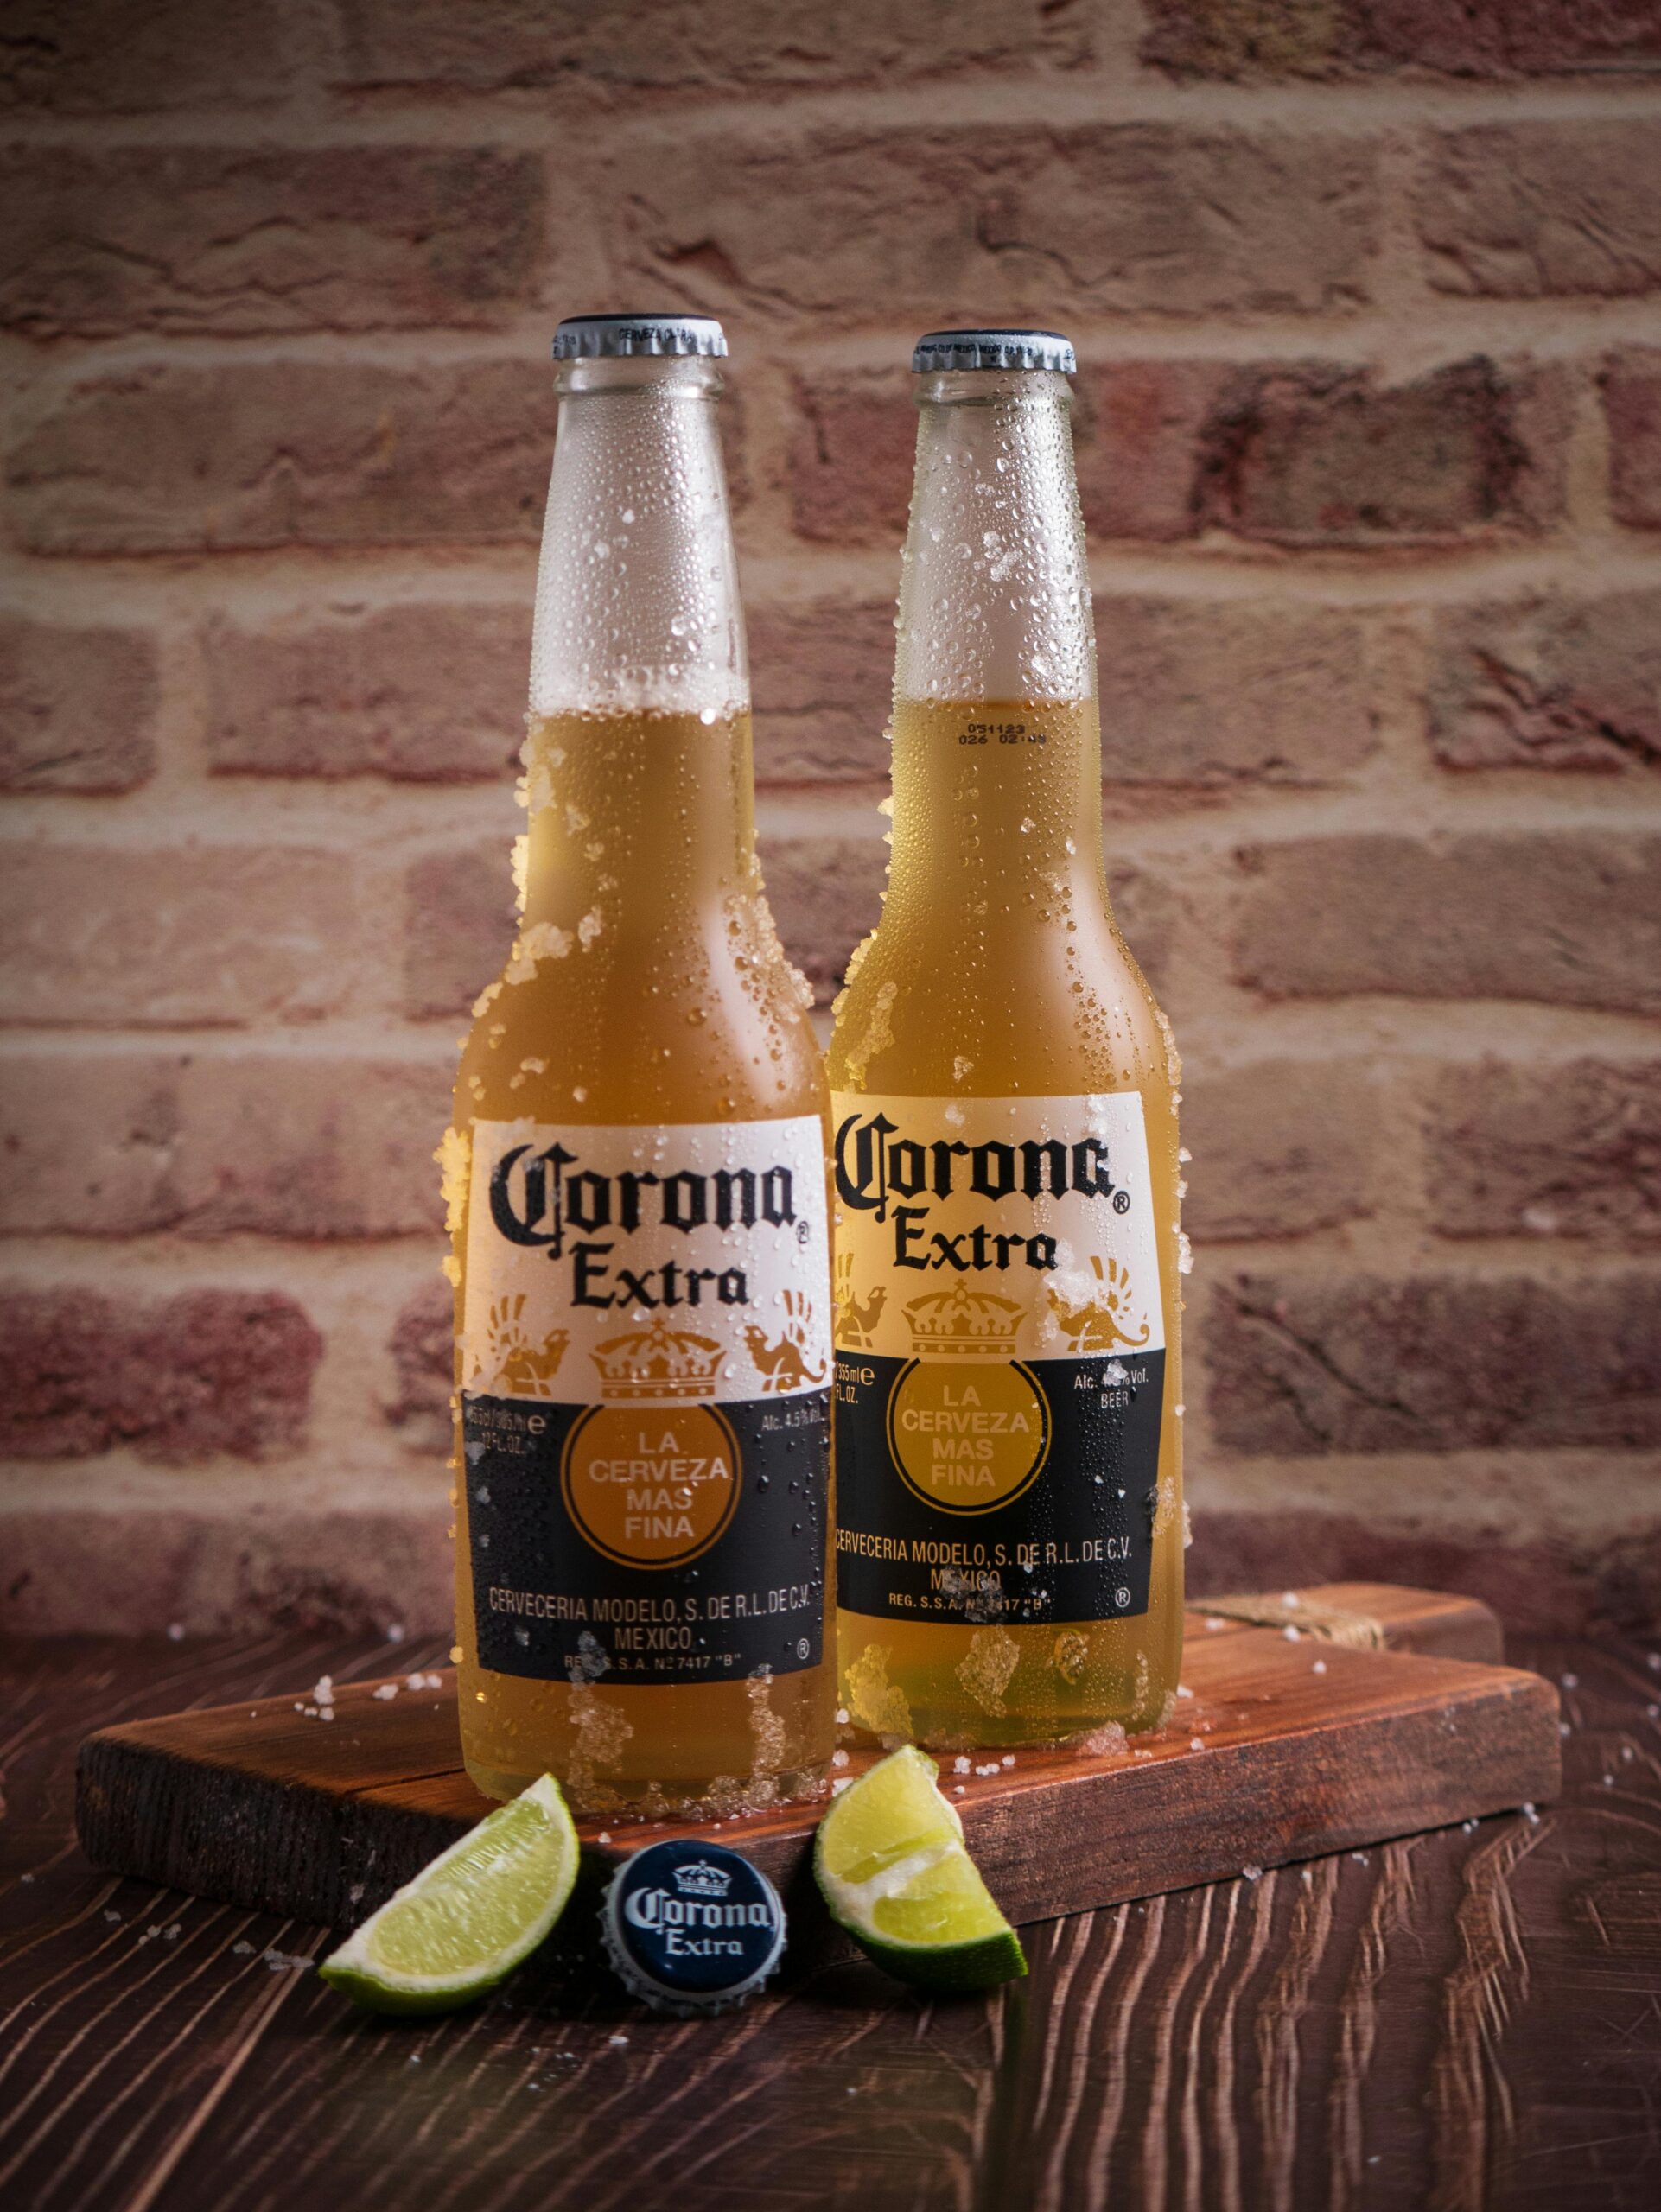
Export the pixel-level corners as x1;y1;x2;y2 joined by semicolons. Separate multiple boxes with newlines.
744;1290;827;1394
477;1293;569;1397
1047;1255;1149;1354
834;1252;887;1348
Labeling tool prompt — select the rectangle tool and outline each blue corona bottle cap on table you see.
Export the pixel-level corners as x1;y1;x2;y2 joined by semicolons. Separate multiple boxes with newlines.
601;1839;786;2014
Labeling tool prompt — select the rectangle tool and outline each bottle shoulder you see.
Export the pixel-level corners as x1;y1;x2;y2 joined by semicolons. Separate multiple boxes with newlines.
457;950;828;1128
827;903;1175;1103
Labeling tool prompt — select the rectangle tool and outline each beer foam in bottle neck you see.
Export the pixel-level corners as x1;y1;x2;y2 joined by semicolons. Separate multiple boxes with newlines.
895;366;1095;709
531;352;748;721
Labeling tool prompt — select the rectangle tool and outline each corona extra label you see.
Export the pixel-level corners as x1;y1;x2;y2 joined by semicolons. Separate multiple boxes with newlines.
830;1093;1164;1626
461;1116;830;1687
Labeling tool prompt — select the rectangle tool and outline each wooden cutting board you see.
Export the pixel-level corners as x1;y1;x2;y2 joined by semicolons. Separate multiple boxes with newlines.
75;1584;1559;1933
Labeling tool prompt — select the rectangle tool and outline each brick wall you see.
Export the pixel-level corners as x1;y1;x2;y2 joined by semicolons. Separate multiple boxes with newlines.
3;0;1660;1637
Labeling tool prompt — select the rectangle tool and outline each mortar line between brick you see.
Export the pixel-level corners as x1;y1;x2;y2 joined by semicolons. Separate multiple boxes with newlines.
5;76;1661;149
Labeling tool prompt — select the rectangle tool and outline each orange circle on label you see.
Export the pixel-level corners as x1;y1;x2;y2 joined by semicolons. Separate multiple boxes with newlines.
561;1403;741;1570
886;1360;1050;1516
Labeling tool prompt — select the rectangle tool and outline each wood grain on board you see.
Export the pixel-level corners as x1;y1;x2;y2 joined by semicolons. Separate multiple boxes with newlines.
76;1586;1558;1930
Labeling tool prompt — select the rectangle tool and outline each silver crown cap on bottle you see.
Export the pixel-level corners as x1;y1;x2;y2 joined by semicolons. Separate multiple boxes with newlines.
911;327;1076;375
553;312;728;360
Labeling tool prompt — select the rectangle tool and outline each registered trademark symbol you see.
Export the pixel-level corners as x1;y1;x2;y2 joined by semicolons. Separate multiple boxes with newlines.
1115;1586;1132;1609
1112;1190;1131;1214
796;1638;810;1660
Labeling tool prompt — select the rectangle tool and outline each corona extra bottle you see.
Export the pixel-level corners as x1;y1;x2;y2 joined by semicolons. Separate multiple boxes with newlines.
829;328;1185;1748
448;315;836;1814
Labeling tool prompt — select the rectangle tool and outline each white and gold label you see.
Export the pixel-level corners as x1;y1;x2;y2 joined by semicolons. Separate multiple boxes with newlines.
830;1090;1167;1627
464;1117;831;1407
830;1092;1164;1366
461;1116;831;1684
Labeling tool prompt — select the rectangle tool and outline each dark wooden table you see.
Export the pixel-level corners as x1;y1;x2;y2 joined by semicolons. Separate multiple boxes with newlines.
3;1631;1658;2212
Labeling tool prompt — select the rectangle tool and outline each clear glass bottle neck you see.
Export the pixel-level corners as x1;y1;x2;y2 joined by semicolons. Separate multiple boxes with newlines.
887;370;1105;935
529;354;748;721
894;369;1096;709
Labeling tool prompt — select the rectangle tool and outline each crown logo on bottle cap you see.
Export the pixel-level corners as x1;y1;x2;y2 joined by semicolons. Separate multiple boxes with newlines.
671;1859;733;1899
589;1317;723;1399
901;1284;1023;1357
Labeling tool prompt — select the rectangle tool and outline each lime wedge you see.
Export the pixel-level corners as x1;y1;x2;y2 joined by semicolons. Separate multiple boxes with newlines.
320;1774;579;2015
814;1745;1027;1993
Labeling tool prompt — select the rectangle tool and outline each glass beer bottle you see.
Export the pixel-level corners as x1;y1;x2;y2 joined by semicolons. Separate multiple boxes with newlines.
448;314;836;1815
829;328;1185;1748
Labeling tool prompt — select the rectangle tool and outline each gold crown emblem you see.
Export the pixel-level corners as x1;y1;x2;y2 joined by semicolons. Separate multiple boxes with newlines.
901;1283;1023;1357
589;1316;723;1400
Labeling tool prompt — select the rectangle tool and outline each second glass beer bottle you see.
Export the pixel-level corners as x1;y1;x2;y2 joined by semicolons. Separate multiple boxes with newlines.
449;315;836;1815
829;328;1186;1747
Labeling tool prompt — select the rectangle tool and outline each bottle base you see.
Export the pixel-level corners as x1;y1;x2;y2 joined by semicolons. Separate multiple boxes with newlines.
463;1756;832;1822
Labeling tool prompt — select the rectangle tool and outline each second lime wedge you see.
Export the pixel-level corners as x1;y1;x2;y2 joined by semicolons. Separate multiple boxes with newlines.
814;1745;1027;1993
320;1773;579;2015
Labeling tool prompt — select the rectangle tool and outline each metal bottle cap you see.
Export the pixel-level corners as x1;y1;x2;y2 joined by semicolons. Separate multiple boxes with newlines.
911;327;1077;375
553;313;728;360
601;1839;786;2015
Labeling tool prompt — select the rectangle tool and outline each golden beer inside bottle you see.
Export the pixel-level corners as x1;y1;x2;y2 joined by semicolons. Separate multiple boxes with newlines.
454;706;836;1812
830;690;1185;1747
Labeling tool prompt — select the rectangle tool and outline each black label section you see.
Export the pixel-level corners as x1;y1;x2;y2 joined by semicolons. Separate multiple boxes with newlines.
465;1390;829;1685
833;1352;1163;1624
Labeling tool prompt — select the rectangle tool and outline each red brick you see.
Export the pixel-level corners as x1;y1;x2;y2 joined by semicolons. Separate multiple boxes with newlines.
1106;866;1181;1001
204;605;529;782
0;1285;322;1460
1418;123;1661;301
614;124;1377;324
787;371;913;546
403;842;516;1020
759;836;890;1003
1234;832;1661;1015
0;0;294;111
748;601;893;784
1096;597;1373;785
330;0;1089;90
0;1504;452;1636
172;1058;449;1238
1427;1059;1661;1244
0;615;158;792
1182;1060;1383;1241
1208;1271;1661;1453
1602;347;1661;531
7;360;554;556
1429;591;1661;771
1196;358;1568;549
0;845;365;1026
387;1278;455;1452
1143;0;1661;80
0;1052;182;1235
2;146;544;340
1074;361;1236;543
